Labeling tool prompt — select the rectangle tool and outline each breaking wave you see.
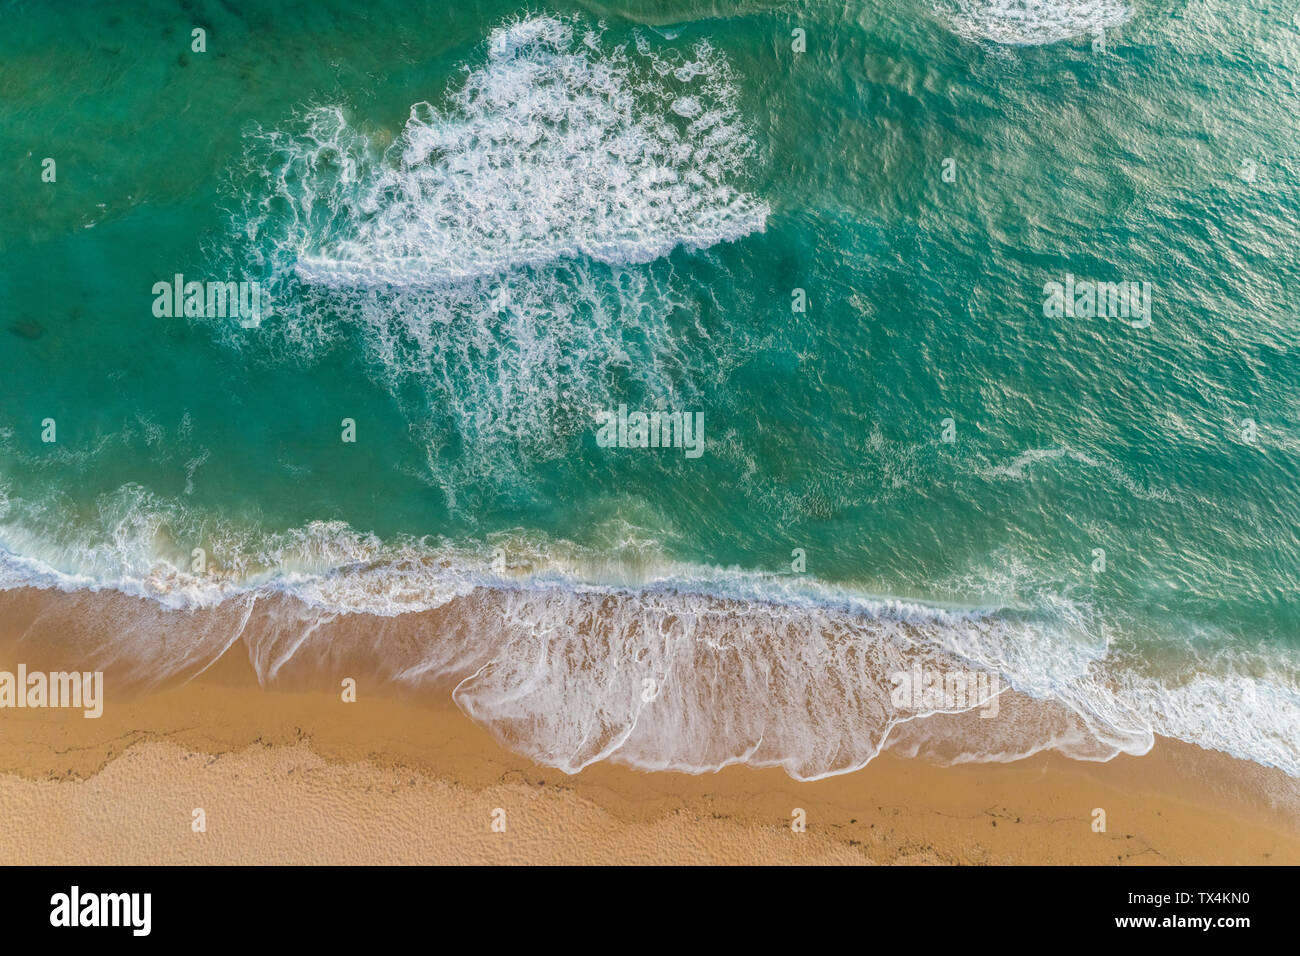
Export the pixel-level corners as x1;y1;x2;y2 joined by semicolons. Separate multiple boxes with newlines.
214;15;768;508
935;0;1133;45
0;480;1296;782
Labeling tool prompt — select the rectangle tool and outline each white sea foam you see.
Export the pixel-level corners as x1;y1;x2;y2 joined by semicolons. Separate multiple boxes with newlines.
230;13;769;301
984;446;1175;502
0;482;1297;781
935;0;1132;45
217;15;767;507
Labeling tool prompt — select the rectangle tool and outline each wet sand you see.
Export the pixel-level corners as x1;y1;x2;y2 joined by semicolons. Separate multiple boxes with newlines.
1;609;1297;865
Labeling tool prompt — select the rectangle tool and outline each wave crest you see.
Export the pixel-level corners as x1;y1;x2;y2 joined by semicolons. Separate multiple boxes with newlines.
2;486;1297;781
935;0;1133;45
215;15;767;507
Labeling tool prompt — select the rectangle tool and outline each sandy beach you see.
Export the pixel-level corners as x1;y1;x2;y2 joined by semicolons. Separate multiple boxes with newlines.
1;590;1297;865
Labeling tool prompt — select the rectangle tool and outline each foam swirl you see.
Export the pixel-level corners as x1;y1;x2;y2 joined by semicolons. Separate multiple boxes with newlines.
935;0;1133;45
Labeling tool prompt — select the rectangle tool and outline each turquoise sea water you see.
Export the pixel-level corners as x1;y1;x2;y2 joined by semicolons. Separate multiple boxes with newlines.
2;0;1299;779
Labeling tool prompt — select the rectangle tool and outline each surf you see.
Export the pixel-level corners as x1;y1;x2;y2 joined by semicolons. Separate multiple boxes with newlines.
934;0;1133;45
0;480;1296;782
213;15;769;509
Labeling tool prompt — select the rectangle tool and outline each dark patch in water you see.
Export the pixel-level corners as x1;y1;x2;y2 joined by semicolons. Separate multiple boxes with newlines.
8;320;44;340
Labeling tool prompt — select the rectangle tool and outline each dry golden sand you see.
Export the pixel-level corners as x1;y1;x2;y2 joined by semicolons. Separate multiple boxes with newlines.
0;642;1298;865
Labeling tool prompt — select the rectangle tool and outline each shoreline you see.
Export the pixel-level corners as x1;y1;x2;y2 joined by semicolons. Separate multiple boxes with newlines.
1;629;1298;864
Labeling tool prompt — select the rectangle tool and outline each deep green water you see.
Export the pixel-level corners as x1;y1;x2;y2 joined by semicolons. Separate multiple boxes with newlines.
2;0;1298;778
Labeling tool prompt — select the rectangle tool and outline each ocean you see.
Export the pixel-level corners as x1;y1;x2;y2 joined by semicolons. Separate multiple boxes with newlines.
1;0;1298;780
